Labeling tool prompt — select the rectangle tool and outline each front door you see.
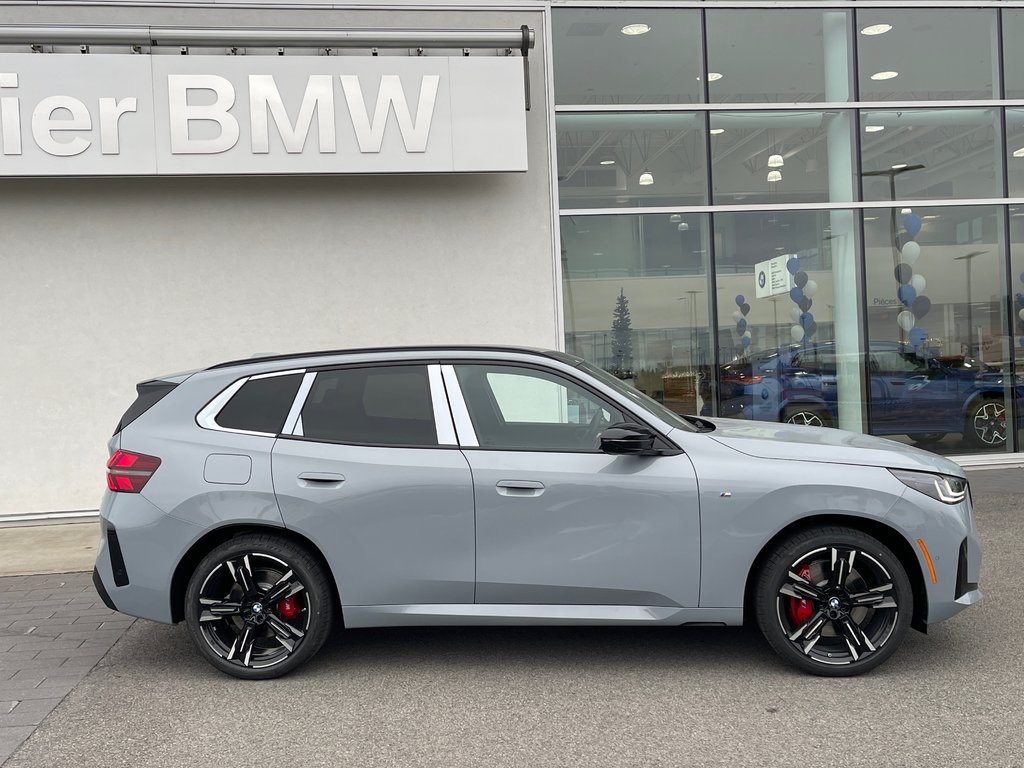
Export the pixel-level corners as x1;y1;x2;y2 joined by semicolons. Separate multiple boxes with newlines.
445;362;701;608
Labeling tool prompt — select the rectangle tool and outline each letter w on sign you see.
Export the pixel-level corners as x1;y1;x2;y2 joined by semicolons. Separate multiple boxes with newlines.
340;75;440;153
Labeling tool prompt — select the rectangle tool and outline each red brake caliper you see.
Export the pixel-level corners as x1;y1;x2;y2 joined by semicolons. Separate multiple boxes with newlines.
788;564;814;626
277;596;300;621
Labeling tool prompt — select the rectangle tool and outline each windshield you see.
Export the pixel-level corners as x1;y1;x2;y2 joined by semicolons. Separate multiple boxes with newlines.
576;360;700;432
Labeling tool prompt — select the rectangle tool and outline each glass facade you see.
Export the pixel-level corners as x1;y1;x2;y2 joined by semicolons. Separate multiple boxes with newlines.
553;5;1024;456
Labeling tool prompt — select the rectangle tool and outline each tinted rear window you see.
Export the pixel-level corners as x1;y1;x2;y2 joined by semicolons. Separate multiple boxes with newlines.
216;374;303;434
300;366;437;446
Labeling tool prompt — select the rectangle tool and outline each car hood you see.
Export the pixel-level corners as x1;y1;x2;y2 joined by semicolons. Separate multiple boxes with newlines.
700;418;965;476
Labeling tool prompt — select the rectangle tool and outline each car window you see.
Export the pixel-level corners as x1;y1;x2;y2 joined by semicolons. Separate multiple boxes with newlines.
872;350;926;375
300;366;437;446
454;365;624;451
216;373;303;434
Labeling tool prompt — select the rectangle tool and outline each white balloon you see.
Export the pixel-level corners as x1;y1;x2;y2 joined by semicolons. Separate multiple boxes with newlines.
1019;308;1024;321
789;306;802;322
803;280;818;298
897;310;916;332
732;310;742;322
901;241;921;264
742;330;752;340
910;274;927;294
791;325;805;342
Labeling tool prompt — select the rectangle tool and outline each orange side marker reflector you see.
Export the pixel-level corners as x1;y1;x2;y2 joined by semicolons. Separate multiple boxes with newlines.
917;539;938;584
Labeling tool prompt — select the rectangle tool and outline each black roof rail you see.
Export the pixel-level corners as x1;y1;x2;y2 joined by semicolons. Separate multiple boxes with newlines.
206;345;570;371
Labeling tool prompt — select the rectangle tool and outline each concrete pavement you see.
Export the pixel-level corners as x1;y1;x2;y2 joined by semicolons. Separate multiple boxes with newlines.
0;468;1020;767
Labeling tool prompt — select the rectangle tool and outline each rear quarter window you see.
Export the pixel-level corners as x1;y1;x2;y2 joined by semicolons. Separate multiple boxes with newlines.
216;373;303;434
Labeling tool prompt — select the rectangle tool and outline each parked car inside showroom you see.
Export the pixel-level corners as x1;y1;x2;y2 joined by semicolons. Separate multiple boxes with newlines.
714;340;1020;448
94;346;981;679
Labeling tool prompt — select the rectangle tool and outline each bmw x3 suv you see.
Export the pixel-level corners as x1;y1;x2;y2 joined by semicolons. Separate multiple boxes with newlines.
94;346;982;679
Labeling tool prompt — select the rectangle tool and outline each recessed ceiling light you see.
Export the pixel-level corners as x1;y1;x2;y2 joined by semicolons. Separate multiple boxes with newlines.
1013;147;1024;158
865;125;885;133
871;71;899;81
710;128;725;135
707;72;723;82
864;216;879;221
891;163;908;170
599;158;616;165
621;23;651;36
922;215;940;220
861;23;893;36
593;252;605;256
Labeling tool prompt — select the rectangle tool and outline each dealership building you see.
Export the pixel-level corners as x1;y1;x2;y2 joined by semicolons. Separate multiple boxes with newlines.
1;0;1022;519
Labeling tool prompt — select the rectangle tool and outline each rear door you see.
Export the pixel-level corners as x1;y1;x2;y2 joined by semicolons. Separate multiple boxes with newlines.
272;363;475;607
445;362;701;608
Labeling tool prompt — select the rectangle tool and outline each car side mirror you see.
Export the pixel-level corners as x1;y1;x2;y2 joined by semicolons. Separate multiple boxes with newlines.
600;423;657;455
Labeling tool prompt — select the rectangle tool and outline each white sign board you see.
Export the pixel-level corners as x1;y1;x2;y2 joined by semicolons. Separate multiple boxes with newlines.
754;255;793;298
0;54;527;175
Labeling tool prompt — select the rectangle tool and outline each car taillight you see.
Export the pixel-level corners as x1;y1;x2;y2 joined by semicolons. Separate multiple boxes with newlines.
106;450;161;493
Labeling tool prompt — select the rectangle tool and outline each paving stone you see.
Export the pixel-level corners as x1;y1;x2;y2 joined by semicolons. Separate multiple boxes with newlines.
0;726;34;765
0;683;77;700
0;698;62;726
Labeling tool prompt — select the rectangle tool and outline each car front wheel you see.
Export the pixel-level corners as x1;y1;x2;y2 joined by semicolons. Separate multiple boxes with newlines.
184;533;334;680
755;526;913;676
966;398;1006;447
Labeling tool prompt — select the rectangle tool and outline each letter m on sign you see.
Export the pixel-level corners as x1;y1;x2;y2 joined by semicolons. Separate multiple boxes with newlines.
340;75;440;153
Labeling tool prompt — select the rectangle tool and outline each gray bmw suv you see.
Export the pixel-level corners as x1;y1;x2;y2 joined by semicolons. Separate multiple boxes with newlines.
93;347;981;679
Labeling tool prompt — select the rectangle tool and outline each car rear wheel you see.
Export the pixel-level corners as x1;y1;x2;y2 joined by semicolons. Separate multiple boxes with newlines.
782;406;830;428
754;526;912;676
184;534;334;680
966;398;1006;448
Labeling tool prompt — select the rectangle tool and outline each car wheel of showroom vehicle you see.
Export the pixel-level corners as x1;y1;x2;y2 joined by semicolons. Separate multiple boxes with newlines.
754;526;913;676
184;534;335;680
966;398;1006;448
782;406;830;428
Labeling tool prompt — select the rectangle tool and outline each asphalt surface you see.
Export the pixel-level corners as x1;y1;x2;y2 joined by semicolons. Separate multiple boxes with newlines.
6;470;1024;767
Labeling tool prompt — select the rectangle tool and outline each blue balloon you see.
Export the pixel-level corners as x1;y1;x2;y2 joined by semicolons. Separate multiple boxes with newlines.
799;312;814;329
735;294;745;307
909;327;927;346
790;287;804;303
737;318;747;332
740;336;751;348
897;284;917;305
786;258;800;275
1019;272;1024;284
1017;292;1024;308
1020;336;1024;348
903;213;922;238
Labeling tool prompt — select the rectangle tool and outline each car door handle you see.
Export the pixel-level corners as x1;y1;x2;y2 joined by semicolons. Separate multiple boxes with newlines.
496;480;545;497
297;472;346;488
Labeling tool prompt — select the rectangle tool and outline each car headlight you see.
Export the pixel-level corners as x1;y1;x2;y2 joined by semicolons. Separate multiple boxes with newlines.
889;469;968;504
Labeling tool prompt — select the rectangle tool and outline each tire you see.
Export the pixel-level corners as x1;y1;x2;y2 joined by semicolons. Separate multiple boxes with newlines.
184;533;335;680
754;526;913;677
782;405;830;428
910;432;946;446
965;398;1007;448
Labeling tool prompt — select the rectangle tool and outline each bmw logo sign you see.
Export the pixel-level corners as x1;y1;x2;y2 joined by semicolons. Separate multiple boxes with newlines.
758;271;767;288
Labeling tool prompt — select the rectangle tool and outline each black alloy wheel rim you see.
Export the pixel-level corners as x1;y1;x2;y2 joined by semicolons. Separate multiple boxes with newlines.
776;546;899;666
197;553;310;669
972;401;1006;445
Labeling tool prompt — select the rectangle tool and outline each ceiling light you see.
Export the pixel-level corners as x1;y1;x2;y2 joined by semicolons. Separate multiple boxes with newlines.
638;170;654;186
891;163;908;170
710;128;725;135
864;216;879;221
901;207;913;214
871;71;899;81
669;214;682;223
615;195;630;203
707;72;723;82
599;157;616;165
860;23;893;36
865;125;885;133
922;215;940;220
1013;147;1024;158
767;154;785;168
767;170;782;183
621;23;651;36
677;222;690;232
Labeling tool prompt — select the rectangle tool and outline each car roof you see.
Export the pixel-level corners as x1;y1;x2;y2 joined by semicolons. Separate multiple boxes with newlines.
206;345;577;372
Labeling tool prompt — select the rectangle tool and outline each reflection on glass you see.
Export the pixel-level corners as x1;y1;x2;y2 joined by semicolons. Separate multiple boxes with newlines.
556;113;706;209
712;210;863;432
710;111;853;205
1003;12;1024;99
860;110;1002;201
1009;211;1024;452
552;8;703;105
857;9;997;101
561;213;713;416
706;10;852;103
1007;109;1024;197
864;206;1012;454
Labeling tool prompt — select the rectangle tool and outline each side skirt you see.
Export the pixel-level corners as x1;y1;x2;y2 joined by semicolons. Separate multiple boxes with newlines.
342;604;743;628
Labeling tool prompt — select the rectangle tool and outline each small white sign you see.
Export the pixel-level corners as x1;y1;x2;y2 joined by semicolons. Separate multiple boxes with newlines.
755;255;793;299
0;54;527;176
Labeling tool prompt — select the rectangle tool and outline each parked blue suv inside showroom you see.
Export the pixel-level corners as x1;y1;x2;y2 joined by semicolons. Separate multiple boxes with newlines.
712;341;1019;448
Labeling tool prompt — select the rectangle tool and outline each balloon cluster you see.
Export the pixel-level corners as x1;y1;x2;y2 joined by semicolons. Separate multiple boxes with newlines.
786;257;819;344
1016;272;1024;349
732;294;752;350
894;213;931;350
